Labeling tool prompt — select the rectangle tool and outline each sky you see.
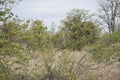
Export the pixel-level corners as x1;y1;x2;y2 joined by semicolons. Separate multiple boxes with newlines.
12;0;98;27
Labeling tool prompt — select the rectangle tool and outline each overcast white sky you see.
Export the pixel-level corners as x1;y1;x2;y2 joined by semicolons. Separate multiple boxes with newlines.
12;0;98;27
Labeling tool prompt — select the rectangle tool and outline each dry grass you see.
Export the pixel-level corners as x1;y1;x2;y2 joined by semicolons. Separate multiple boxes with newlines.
1;49;120;80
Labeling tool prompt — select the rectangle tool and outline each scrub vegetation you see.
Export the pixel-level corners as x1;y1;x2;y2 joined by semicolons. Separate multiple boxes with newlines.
0;0;120;80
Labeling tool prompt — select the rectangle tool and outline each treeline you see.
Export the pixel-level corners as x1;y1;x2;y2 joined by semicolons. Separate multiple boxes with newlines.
0;0;120;53
0;9;100;55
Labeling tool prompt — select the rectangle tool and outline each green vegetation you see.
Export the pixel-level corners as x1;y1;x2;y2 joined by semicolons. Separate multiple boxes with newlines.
0;0;120;80
90;29;120;62
53;9;100;50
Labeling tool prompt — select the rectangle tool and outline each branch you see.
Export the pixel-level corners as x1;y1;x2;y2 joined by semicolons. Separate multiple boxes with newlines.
74;40;112;76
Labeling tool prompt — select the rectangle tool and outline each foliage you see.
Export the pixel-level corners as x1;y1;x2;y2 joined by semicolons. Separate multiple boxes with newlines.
0;0;21;23
91;29;120;62
57;9;100;50
24;20;51;50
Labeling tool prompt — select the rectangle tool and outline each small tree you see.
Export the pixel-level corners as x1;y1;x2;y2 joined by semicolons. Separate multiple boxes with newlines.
59;8;100;50
25;20;49;50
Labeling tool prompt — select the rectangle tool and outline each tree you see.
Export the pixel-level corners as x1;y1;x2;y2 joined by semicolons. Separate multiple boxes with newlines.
60;9;100;50
98;0;120;34
0;19;29;57
0;1;29;80
25;20;49;50
0;0;23;55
